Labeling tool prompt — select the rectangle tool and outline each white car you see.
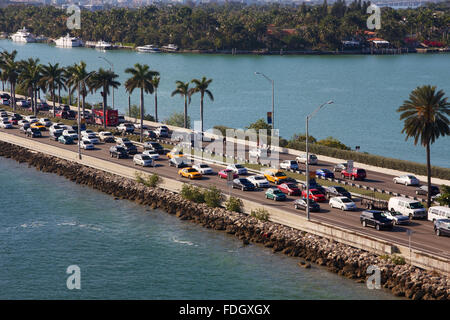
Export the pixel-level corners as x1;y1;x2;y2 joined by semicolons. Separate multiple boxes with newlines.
393;175;419;186
18;119;30;127
133;154;154;167
247;175;270;188
80;139;95;150
25;115;37;122
50;124;65;134
133;123;150;130
115;137;130;144
296;154;318;165
39;118;52;127
155;126;169;138
99;131;115;142
116;123;135;133
0;120;12;129
226;164;247;175
63;129;78;140
279;160;299;171
329;196;357;211
142;150;160;160
83;133;100;144
81;129;95;137
193;163;213;175
383;211;410;225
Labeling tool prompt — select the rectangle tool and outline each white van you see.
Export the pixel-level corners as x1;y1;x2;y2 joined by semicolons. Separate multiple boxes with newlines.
428;206;450;222
388;197;427;219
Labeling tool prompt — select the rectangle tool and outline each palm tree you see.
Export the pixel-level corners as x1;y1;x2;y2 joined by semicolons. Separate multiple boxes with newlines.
18;58;41;116
151;75;160;123
124;63;159;142
39;63;66;117
0;50;19;111
89;68;120;129
171;81;191;129
397;85;450;207
65;61;91;118
190;77;214;133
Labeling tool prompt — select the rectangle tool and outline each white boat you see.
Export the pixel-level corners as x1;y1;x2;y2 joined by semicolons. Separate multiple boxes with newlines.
95;40;112;50
55;34;83;47
11;27;36;43
136;44;160;53
161;44;179;52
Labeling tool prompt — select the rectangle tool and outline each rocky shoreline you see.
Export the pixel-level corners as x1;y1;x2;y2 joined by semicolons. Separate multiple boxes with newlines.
0;141;448;300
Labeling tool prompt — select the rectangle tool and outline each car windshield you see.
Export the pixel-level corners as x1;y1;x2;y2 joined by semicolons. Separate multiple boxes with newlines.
389;211;402;216
235;164;244;169
407;175;416;179
289;161;296;164
335;187;346;193
356;169;366;174
373;213;385;220
409;202;424;209
87;134;97;138
187;169;197;173
311;190;322;195
199;164;208;168
67;130;76;134
341;198;352;203
116;147;125;152
239;179;250;183
287;184;297;188
254;176;264;180
274;172;285;177
141;156;151;160
103;132;112;136
124;142;133;147
310;155;317;160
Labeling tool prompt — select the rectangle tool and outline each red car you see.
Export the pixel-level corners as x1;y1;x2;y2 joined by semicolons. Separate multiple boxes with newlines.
8;118;18;125
277;183;301;196
218;169;238;179
341;168;366;181
302;189;327;202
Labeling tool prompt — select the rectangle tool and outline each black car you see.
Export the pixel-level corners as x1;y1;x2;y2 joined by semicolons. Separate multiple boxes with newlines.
26;127;42;138
294;198;320;212
49;130;63;141
434;219;450;237
0;93;10;99
232;178;256;191
143;130;157;139
333;163;347;172
144;142;165;154
20;123;30;132
326;186;352;199
168;157;188;168
11;113;22;121
120;141;138;155
416;185;440;196
360;210;394;231
109;146;128;159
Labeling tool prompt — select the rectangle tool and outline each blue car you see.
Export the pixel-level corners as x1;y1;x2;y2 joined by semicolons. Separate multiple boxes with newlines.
58;135;74;144
316;168;335;179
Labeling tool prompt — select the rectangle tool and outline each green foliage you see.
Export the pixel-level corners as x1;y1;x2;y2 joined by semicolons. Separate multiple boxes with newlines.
165;112;191;129
289;133;317;144
126;104;155;121
317;136;351;150
134;172;161;188
250;208;270;222
203;186;223;208
246;118;272;132
225;196;243;212
435;185;450;206
180;184;205;203
379;254;406;265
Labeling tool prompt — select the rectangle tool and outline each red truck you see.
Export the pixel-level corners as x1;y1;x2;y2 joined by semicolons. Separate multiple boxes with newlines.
92;109;118;127
340;168;367;181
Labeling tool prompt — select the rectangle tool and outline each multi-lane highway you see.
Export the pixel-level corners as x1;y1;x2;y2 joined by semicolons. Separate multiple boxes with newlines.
0;124;449;260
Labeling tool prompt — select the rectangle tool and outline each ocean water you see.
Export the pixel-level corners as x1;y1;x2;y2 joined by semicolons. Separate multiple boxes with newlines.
0;157;399;299
1;40;449;167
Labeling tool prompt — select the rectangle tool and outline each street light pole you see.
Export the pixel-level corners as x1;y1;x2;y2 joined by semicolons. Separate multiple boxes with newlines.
98;56;114;109
306;100;334;221
255;72;275;132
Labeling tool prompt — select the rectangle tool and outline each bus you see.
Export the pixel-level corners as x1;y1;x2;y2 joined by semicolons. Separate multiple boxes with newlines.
92;109;118;127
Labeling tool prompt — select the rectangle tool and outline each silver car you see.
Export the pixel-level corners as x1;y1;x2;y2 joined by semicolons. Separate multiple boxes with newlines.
383;211;410;225
393;175;419;186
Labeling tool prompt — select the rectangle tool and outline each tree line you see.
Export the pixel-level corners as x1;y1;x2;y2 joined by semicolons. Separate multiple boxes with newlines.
0;1;448;51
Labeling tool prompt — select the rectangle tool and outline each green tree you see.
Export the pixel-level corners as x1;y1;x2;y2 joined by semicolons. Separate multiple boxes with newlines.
151;75;160;122
165;112;191;128
64;61;92;119
435;185;450;206
39;63;66;117
190;76;214;133
317;136;351;150
18;58;41;116
171;80;191;129
0;50;19;111
89;68;120;128
397;85;450;207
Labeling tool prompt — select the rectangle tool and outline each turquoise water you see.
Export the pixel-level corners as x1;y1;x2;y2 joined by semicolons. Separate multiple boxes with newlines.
1;40;449;167
0;157;398;299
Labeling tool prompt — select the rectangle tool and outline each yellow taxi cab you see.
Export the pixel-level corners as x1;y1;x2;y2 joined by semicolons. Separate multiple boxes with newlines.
263;169;288;185
30;122;46;130
167;149;184;159
178;167;202;180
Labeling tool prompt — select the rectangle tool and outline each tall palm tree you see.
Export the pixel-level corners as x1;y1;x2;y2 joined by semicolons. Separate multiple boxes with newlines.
124;63;159;142
89;68;120;129
18;58;41;116
397;85;450;207
171;81;191;129
0;50;19;111
65;61;91;118
39;63;66;117
151;75;160;123
190;77;214;133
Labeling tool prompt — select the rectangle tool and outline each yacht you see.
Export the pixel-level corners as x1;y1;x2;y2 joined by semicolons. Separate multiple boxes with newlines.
136;44;160;53
161;44;179;52
95;40;112;50
55;34;83;47
11;27;36;43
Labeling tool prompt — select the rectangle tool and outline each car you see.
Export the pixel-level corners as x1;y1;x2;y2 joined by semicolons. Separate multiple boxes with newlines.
133;154;155;167
98;131;115;143
382;211;410;225
265;188;287;201
8;117;18;125
58;135;73;144
263;169;288;185
25;115;38;123
0;93;10;99
192;163;213;175
117;115;126;124
388;197;427;219
279;160;299;171
116;123;135;133
360;210;394;231
80;139;95;150
247;175;270;188
167;149;184;159
325;186;352;199
294;198;320;212
19;123;30;132
434;219;450;237
155;126;169;138
428;206;450;222
49;129;63;141
302;189;327;203
1;116;9;123
415;185;440;196
169;156;189;168
115;137;130;144
333;163;347;172
63;129;78;140
109;146;128;159
341;168;366;181
296;154;318;165
143;141;165;154
329;196;357;211
120;141;138;155
61;105;71;112
277;182;301;196
49;124;65;135
10;113;22;120
16;99;29;107
81;129;95;137
39;118;52;127
393;175;419;186
143;130;157;139
26;127;42;138
226;164;247;175
218;169;238;179
0;112;8;118
316;168;335;179
36;102;49;111
233;178;255;191
134;123;152;130
178;167;202;179
142;150;160;160
18;119;30;127
0;120;12;129
1;98;9;106
30;122;46;131
83;134;100;144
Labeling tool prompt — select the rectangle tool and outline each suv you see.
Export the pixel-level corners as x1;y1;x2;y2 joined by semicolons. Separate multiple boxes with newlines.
26;127;42;138
296;154;318;165
120;141;138;155
360;210;394;231
434;219;450;237
143;141;165;154
117;123;135;133
169;156;189;168
341;168;366;181
155;126;169;138
99;131;115;143
109;146;128;159
333;163;347;172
